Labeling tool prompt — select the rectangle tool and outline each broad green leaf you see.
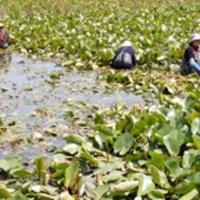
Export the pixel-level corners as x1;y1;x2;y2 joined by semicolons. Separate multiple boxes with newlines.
103;170;123;183
114;133;134;155
64;160;79;188
163;130;185;156
149;165;170;189
186;172;200;185
165;159;185;179
147;151;166;169
137;175;155;196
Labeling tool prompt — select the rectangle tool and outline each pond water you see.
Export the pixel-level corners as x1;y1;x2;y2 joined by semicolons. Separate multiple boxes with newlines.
0;52;145;162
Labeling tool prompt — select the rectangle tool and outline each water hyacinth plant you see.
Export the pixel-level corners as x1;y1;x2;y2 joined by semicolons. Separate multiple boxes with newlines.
0;0;200;199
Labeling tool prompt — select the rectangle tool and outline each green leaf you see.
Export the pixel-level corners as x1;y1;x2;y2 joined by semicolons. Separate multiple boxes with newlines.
149;165;170;189
96;125;113;136
0;184;12;199
0;156;22;171
179;188;199;200
165;159;185;179
114;133;134;155
137;175;155;196
191;118;200;135
11;168;32;178
8;192;27;200
186;172;200;185
64;160;79;188
64;134;83;145
95;184;110;200
148;189;167;200
80;149;98;167
192;135;200;149
147;151;166;169
182;150;198;169
163;130;185;156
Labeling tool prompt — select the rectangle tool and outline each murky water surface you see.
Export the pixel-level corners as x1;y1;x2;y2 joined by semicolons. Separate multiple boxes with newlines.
0;52;144;161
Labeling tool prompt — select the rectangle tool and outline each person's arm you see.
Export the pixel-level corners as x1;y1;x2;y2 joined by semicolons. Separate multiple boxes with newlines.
188;58;200;74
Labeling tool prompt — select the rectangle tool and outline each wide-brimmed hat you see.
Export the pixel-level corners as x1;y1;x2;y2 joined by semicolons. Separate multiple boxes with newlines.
190;33;200;43
121;40;132;47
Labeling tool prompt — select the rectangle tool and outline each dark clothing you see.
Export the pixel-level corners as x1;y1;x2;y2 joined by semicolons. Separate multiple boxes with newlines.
181;45;200;75
0;29;9;49
111;46;136;69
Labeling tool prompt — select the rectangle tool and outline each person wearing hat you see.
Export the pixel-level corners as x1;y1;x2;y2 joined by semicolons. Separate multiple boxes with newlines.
181;33;200;75
111;40;136;69
0;23;9;49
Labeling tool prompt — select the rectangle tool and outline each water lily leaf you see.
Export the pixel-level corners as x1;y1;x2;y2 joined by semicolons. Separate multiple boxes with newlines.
163;130;185;156
192;135;200;149
179;188;199;200
114;133;134;155
149;165;170;189
137;175;155;196
191;118;200;135
64;160;79;188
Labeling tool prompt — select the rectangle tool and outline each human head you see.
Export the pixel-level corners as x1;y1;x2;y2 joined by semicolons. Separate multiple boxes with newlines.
121;40;132;47
190;33;200;47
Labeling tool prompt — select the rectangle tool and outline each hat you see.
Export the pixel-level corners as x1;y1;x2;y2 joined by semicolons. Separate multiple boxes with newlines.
0;23;4;28
190;33;200;43
121;40;132;47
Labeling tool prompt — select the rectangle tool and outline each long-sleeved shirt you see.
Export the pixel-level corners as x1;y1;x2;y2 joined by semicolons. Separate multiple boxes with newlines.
181;45;200;75
111;46;136;69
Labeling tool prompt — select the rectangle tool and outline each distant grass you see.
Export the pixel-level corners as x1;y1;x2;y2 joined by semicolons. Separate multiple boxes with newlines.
0;0;199;16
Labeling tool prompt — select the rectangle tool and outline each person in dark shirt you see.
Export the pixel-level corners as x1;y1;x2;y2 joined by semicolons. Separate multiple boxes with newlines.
111;41;136;69
181;33;200;75
0;23;9;49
